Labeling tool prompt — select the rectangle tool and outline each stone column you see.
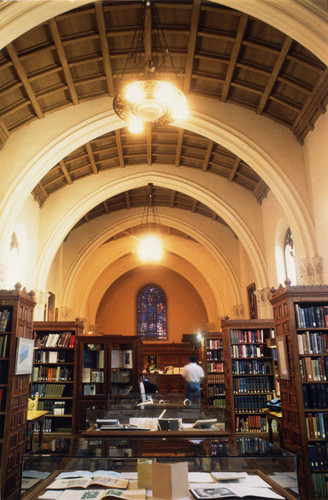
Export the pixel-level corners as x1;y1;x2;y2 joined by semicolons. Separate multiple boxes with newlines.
34;290;50;321
296;256;323;285
254;288;272;319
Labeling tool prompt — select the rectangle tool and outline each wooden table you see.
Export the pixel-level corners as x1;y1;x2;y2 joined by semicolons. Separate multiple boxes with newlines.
82;423;229;439
263;408;283;447
26;410;49;451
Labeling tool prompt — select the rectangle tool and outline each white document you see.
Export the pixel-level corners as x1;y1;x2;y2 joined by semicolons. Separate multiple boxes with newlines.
38;491;63;500
211;472;248;481
188;472;215;483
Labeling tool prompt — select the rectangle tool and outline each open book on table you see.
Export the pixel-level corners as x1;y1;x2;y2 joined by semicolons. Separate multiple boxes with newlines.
190;486;285;499
55;488;146;500
47;476;128;490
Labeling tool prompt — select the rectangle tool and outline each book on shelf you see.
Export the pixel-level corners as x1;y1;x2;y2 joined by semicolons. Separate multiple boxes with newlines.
0;310;11;332
0;334;9;357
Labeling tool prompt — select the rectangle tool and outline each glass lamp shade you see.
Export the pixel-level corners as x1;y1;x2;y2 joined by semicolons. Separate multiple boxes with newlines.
137;234;163;262
113;80;188;133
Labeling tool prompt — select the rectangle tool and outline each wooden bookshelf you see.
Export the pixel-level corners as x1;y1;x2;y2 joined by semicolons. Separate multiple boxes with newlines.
32;320;84;437
221;318;275;436
203;333;225;410
0;284;35;500
75;335;141;432
270;283;328;500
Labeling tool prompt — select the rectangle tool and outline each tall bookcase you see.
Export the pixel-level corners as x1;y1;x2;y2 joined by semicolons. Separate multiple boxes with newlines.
221;318;275;435
32;319;84;437
75;335;141;432
203;333;225;409
270;283;328;500
0;284;35;500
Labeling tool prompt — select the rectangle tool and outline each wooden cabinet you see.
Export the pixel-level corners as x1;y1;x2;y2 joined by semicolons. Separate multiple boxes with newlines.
270;283;328;500
75;335;141;432
203;333;225;409
221;318;275;436
32;320;84;437
0;284;35;500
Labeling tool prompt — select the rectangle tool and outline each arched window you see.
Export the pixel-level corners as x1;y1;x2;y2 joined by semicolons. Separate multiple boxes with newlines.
284;228;297;285
137;284;167;340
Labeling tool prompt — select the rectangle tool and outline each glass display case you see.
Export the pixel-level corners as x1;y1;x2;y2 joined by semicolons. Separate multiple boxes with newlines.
21;437;299;500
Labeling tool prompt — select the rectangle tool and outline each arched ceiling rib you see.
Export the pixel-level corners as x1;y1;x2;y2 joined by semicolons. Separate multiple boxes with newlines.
0;0;327;151
32;126;269;207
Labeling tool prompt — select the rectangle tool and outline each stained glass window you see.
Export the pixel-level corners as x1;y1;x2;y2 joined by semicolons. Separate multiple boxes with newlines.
137;284;167;340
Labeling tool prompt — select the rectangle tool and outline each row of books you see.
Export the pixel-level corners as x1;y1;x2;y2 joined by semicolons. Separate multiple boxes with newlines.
231;344;265;358
0;309;11;332
308;442;328;470
206;350;224;362
306;412;328;439
235;415;268;433
34;350;71;363
232;359;272;375
230;329;267;344
295;304;328;329
0;334;10;358
209;398;226;408
208;373;224;384
300;356;328;382
41;438;71;453
303;383;328;409
207;361;224;373
233;394;272;412
236;436;271;455
38;399;69;415
297;331;328;354
31;383;66;397
35;332;75;349
312;473;328;498
208;383;225;397
33;365;73;382
206;339;223;350
233;376;273;394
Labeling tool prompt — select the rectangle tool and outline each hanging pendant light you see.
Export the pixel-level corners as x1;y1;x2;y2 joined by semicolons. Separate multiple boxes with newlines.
137;183;163;261
113;0;188;133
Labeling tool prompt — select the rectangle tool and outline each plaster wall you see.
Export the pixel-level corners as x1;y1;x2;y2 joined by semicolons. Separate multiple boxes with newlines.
303;111;328;283
95;266;208;342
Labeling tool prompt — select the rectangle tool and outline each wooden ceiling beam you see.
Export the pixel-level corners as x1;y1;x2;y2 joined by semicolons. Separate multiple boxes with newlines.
292;68;328;138
257;36;293;115
85;143;98;174
32;183;48;207
228;157;241;182
221;13;248;102
175;129;184;166
59;160;72;185
48;19;79;105
202;140;214;172
6;43;43;119
170;191;176;208
269;93;302;112
115;130;125;168
103;200;110;214
125;191;131;209
95;2;115;96
253;179;269;204
184;0;201;94
0;120;10;149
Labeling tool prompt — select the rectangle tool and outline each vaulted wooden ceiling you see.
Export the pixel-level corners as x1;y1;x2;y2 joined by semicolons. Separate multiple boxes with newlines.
1;0;327;230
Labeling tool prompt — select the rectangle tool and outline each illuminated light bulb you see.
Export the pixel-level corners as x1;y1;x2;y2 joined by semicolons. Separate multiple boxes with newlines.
172;94;189;120
125;83;145;103
155;82;175;107
128;117;144;133
138;235;163;262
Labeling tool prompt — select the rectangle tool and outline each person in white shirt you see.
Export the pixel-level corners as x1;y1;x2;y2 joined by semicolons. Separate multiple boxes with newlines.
182;355;205;406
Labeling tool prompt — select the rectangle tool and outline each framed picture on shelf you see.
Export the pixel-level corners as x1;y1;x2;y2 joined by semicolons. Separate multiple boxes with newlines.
276;335;290;380
247;282;258;319
14;337;34;375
